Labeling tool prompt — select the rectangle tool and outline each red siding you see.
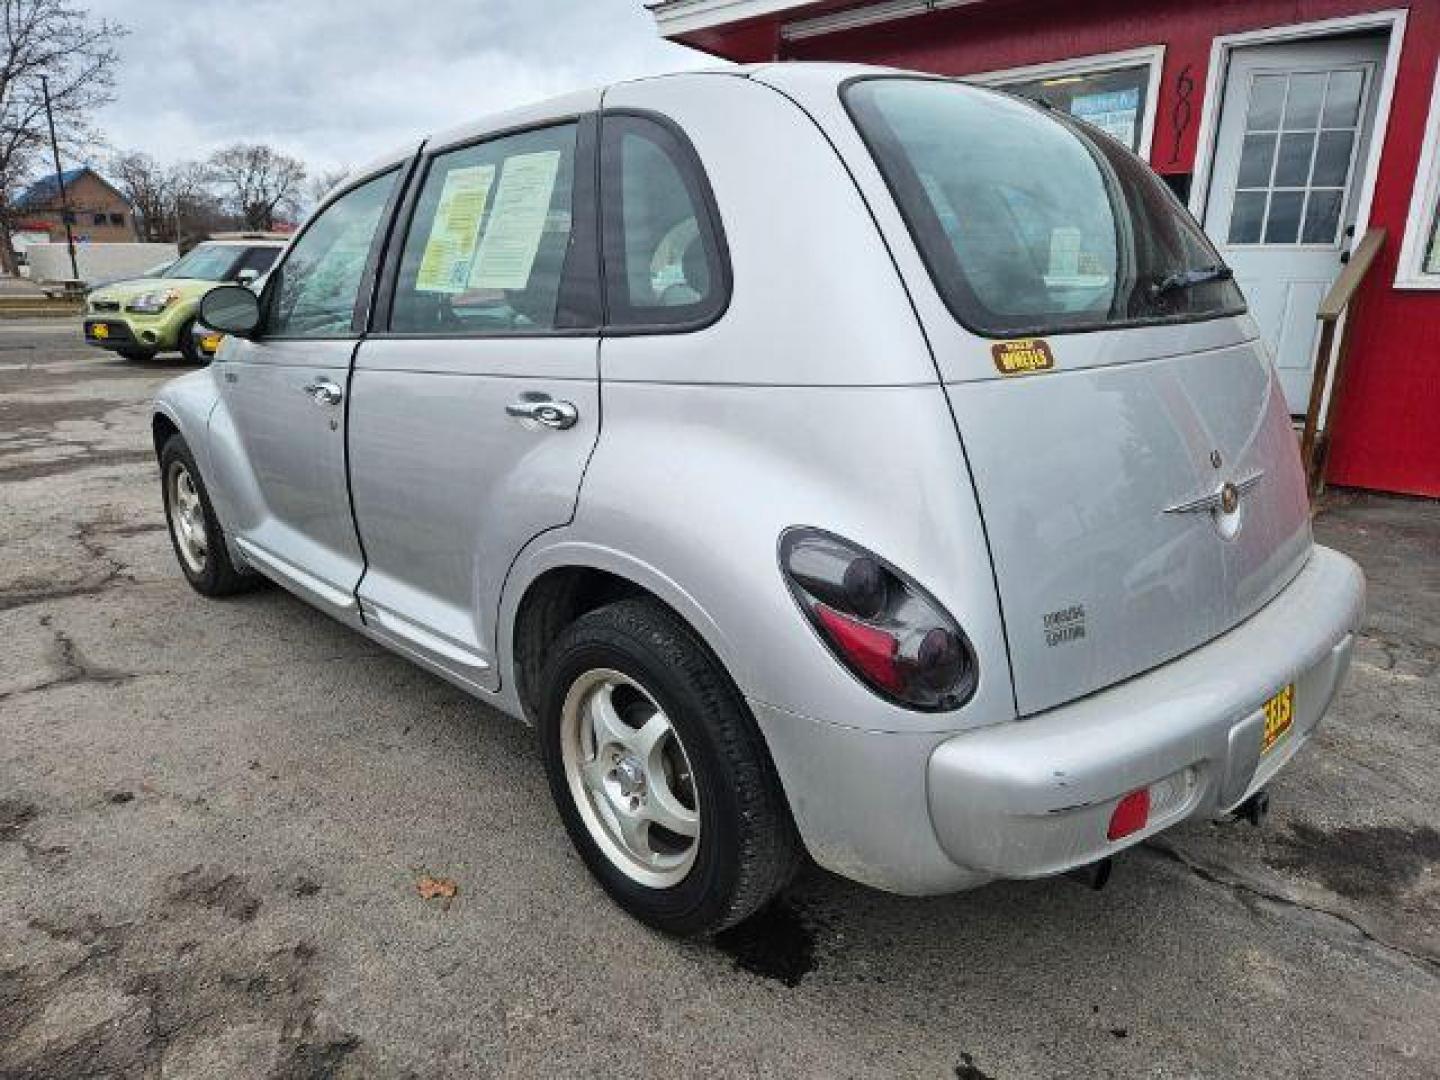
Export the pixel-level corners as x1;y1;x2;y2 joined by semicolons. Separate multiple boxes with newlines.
683;0;1440;496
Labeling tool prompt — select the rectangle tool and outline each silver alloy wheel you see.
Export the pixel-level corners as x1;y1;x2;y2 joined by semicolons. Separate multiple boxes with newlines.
166;461;208;575
560;668;701;888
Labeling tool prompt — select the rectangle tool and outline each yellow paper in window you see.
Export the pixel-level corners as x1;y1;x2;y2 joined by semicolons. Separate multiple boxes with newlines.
416;164;495;294
470;150;562;290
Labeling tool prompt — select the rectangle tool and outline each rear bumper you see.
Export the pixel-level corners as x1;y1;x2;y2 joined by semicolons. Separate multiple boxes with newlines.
927;545;1363;878
754;545;1363;894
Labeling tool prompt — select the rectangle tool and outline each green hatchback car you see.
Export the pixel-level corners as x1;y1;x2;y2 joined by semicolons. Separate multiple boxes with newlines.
83;237;285;362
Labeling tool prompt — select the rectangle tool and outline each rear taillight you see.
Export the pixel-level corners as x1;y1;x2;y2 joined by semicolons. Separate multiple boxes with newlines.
780;528;977;712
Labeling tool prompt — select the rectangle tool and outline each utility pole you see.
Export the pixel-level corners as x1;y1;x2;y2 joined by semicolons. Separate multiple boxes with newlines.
40;75;80;282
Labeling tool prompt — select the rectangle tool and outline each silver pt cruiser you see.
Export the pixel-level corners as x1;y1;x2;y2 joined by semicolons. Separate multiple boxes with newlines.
155;65;1364;936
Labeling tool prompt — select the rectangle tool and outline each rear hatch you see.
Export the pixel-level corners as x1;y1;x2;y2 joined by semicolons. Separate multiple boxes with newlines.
842;76;1312;714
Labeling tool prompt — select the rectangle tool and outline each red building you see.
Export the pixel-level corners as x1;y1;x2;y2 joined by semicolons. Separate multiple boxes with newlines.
649;0;1440;497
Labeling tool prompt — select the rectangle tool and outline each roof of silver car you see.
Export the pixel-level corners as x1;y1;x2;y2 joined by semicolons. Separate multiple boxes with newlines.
342;62;903;188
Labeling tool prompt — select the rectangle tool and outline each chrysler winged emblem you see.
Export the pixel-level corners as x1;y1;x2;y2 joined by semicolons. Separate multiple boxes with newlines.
1163;471;1265;516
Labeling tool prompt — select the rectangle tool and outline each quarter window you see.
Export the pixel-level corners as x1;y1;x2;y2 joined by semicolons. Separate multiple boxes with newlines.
391;123;581;334
601;114;726;329
264;169;398;338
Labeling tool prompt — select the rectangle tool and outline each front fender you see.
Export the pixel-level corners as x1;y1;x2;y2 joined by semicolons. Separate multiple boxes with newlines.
152;368;244;557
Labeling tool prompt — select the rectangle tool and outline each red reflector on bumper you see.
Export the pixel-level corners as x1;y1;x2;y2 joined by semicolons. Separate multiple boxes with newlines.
1107;788;1151;841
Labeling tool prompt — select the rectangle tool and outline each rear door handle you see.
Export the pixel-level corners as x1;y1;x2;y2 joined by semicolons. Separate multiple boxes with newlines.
506;393;578;430
303;378;343;406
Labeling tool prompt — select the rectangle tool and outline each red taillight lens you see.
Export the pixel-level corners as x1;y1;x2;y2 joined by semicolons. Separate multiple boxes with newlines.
780;528;977;711
814;604;903;692
1107;788;1151;841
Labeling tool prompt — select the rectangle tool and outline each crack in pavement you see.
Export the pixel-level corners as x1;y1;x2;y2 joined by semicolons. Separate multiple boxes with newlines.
0;619;135;703
0;517;140;613
1143;839;1440;977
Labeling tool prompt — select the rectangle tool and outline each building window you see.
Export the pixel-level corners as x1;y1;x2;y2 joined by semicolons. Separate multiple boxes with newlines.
1396;59;1440;289
967;46;1164;157
92;213;106;226
109;213;124;226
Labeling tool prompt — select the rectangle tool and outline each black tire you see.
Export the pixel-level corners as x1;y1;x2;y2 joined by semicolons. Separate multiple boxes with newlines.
538;597;799;936
177;317;201;364
117;348;154;362
159;434;259;597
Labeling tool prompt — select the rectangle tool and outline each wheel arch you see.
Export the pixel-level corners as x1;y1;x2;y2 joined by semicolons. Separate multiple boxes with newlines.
502;542;747;726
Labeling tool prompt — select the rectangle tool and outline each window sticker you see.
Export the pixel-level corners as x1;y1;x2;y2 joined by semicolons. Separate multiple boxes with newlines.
416;165;495;294
470;150;562;290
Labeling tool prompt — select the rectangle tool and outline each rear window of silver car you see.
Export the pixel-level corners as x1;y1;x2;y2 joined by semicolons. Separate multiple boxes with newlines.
844;77;1245;337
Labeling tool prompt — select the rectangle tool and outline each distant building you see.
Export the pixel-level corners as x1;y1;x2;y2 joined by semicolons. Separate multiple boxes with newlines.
12;167;138;244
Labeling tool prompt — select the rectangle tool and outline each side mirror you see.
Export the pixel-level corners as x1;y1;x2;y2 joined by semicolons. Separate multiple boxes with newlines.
199;285;261;338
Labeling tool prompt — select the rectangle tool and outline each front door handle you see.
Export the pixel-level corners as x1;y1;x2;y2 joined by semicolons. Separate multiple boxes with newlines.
506;393;578;430
303;378;343;406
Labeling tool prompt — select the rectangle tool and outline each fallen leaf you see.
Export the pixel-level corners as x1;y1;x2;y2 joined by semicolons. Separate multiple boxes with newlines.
416;875;458;903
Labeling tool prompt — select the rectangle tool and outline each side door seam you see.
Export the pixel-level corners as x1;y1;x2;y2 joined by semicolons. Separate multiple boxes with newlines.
344;146;426;621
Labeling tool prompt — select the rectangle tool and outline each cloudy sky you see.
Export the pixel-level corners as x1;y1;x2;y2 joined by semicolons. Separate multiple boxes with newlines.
83;0;711;176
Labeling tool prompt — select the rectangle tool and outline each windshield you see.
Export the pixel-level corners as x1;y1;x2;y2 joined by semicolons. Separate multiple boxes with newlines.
844;78;1245;337
164;244;244;281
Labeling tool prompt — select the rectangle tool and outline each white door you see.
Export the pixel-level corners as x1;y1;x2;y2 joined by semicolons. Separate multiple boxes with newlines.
1203;36;1386;411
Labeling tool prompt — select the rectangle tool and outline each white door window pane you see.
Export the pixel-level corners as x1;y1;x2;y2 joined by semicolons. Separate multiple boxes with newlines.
1301;189;1344;244
1238;133;1277;188
1312;130;1355;187
1322;70;1364;128
1283;73;1326;129
1229;191;1268;243
1274;132;1316;187
1264;191;1305;243
1247;75;1287;129
1228;67;1368;249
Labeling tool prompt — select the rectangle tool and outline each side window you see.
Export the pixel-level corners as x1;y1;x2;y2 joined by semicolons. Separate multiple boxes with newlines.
264;170;398;338
601;114;727;329
391;123;581;334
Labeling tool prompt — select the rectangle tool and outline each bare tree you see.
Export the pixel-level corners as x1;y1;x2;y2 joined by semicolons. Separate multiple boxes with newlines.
110;152;234;244
207;143;306;231
108;150;171;240
0;0;125;270
306;166;350;211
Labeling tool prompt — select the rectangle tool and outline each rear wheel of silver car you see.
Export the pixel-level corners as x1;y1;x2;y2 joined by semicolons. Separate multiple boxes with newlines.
538;598;799;937
159;434;259;598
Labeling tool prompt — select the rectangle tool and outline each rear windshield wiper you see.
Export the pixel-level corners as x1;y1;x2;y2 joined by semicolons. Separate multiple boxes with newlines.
1149;264;1233;298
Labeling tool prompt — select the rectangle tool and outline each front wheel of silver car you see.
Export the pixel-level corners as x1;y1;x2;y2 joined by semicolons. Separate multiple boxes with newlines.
159;434;259;598
538;597;800;937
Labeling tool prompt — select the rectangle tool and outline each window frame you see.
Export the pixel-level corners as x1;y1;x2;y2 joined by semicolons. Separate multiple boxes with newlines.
598;108;732;336
371;115;601;339
1395;57;1440;290
964;45;1166;160
255;159;413;343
